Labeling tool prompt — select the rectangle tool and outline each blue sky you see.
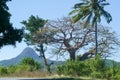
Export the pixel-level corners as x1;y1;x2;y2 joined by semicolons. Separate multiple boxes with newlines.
0;0;120;61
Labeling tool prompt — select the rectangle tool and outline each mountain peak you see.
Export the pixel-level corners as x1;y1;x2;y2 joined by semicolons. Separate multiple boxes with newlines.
17;47;39;59
0;47;44;66
22;47;35;53
0;47;64;67
23;47;34;51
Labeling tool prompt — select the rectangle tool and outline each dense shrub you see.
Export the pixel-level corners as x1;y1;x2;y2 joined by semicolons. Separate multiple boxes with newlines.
20;58;35;66
56;60;91;76
0;67;8;75
15;65;32;73
56;57;118;79
104;61;120;79
19;57;42;71
87;59;106;78
8;65;17;73
8;57;42;73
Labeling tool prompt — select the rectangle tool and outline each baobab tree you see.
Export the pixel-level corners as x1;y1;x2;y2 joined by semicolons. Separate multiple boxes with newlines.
34;17;119;60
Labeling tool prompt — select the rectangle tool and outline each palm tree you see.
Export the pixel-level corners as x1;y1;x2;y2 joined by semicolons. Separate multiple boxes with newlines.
69;0;112;57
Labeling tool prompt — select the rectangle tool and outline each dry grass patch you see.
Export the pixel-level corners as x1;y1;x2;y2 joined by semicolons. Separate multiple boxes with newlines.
7;71;51;77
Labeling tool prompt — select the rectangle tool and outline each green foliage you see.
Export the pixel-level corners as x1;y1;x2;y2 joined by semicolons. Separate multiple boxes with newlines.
86;55;107;78
22;15;47;34
90;57;105;72
70;0;112;58
15;65;32;73
56;57;107;78
8;65;17;73
56;60;91;76
0;67;8;75
0;0;23;47
19;57;42;71
20;57;35;66
69;0;112;26
7;57;42;74
56;57;120;79
21;15;51;73
104;61;120;79
21;15;47;45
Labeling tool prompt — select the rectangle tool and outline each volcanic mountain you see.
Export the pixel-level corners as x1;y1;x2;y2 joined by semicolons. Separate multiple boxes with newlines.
0;47;63;67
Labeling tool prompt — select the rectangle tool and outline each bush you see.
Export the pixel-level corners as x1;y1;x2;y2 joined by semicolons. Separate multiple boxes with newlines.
20;57;36;66
91;71;103;79
19;57;42;71
8;65;17;73
56;57;111;78
34;61;42;70
56;56;120;79
56;60;91;76
104;61;120;79
15;65;32;73
112;74;120;80
0;67;8;75
8;57;42;74
83;55;108;78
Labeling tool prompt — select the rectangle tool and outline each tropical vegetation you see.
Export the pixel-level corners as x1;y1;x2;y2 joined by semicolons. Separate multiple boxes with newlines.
1;0;120;80
69;0;112;57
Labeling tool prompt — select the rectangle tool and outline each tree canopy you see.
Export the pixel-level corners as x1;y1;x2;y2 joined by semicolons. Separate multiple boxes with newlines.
0;0;23;47
69;0;112;56
34;17;120;60
69;0;112;27
21;15;52;73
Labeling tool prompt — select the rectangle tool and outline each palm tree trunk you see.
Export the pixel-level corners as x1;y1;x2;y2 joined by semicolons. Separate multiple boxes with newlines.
95;22;98;57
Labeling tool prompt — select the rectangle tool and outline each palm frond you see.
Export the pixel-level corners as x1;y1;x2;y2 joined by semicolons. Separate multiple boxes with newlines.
84;13;93;28
71;12;83;23
100;3;110;6
81;7;92;19
98;5;112;23
74;3;85;9
92;16;97;27
69;9;79;15
98;0;106;3
96;13;101;23
104;12;112;23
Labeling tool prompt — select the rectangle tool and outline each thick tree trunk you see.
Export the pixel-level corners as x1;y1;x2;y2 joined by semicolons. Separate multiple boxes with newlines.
69;49;76;60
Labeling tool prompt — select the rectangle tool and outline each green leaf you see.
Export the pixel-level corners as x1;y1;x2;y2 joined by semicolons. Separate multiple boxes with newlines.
84;13;93;28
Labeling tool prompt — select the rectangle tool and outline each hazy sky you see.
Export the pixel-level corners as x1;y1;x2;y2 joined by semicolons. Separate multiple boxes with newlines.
0;0;120;61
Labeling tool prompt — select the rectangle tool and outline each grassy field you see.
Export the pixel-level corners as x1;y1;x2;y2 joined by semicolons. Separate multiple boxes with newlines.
0;71;108;80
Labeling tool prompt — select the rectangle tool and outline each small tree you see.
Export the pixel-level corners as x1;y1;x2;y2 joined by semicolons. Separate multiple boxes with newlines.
21;15;52;73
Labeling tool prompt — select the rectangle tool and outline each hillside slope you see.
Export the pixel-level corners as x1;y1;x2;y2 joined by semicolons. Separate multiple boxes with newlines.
0;47;64;67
